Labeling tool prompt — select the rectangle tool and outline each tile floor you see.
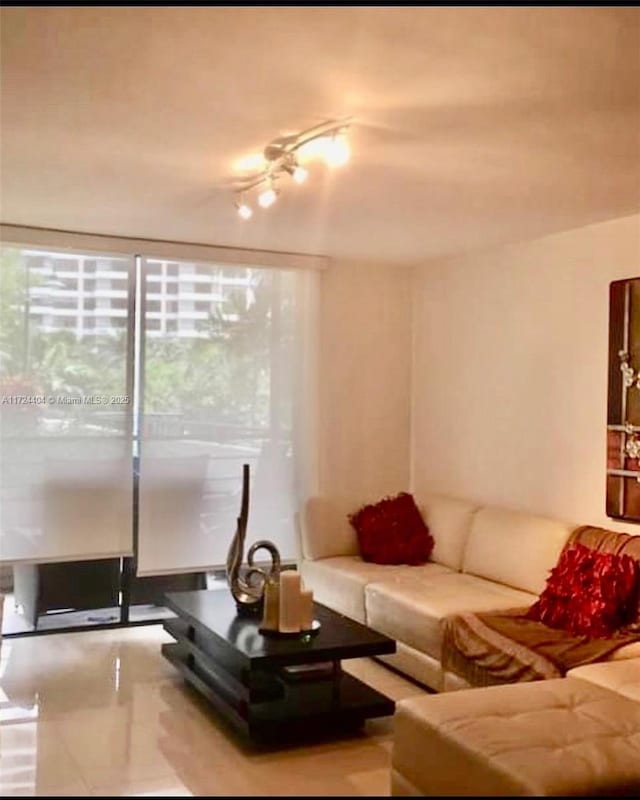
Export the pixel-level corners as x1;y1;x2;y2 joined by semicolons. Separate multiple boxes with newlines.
0;625;426;796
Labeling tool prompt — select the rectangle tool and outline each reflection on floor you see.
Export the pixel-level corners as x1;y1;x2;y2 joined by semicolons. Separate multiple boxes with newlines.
0;624;426;796
1;576;227;635
0;595;174;635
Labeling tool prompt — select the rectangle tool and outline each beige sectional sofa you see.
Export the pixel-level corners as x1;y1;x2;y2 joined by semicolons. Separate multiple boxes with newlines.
301;493;640;795
300;493;640;691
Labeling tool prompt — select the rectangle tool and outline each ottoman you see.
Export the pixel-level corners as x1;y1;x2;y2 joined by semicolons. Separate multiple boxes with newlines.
392;677;640;796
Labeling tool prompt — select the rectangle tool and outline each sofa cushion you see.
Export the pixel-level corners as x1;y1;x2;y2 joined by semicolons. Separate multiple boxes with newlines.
462;506;572;595
301;497;360;561
349;492;434;565
365;572;536;661
300;556;452;623
568;659;640;703
418;493;480;571
612;641;640;660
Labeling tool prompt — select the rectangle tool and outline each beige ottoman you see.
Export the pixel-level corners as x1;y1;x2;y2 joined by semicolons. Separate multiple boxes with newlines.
392;678;640;796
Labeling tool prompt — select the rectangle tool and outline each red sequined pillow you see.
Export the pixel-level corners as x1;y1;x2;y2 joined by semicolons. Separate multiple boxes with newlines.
527;543;639;638
348;492;434;565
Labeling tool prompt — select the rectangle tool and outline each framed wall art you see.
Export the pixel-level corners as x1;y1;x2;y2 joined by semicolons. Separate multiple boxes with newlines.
607;277;640;522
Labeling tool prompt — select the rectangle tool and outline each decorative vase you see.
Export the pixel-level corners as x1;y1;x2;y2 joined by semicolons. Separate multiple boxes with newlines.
225;463;281;615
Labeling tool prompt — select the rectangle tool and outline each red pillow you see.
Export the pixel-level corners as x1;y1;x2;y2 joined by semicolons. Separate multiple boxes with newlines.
527;543;639;638
348;492;434;565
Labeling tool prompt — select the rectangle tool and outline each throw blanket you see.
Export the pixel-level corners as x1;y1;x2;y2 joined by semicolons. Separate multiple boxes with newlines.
442;524;640;687
442;607;640;687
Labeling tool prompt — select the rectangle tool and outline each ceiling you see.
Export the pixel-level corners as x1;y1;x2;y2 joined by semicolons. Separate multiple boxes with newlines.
1;6;639;265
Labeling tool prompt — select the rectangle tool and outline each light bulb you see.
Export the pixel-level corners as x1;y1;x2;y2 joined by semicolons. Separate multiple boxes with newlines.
292;165;308;184
258;185;278;208
324;134;350;167
236;201;252;220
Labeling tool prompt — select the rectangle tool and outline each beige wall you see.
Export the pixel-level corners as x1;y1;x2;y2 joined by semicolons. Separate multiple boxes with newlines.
318;261;412;501
412;214;640;532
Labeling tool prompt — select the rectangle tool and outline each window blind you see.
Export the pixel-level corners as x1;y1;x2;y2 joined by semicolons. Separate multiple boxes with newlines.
136;258;318;574
0;245;134;564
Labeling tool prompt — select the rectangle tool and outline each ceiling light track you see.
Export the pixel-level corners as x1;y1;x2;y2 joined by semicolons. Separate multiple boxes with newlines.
233;117;352;219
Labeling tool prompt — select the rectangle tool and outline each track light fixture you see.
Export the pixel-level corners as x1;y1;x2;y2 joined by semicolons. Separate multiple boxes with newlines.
282;157;309;185
257;179;278;208
324;132;350;168
233;118;352;219
235;196;253;220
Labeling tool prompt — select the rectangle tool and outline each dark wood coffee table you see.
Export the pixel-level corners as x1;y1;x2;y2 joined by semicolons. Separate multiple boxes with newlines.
162;590;396;742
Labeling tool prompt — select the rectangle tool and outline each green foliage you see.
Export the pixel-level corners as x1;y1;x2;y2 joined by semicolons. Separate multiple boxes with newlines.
0;248;29;376
1;247;126;397
1;250;285;434
28;330;126;397
144;270;272;428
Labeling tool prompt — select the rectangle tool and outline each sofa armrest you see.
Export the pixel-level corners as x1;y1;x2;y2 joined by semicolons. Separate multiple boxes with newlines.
300;496;361;561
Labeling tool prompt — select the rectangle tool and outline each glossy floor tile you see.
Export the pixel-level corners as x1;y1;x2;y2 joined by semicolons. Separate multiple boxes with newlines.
0;625;425;796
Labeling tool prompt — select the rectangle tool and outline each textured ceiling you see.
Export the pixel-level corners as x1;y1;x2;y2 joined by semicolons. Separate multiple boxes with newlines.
1;6;639;264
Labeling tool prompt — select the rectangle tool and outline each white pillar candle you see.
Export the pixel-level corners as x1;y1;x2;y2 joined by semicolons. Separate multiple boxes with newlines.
261;577;280;631
279;570;302;633
299;588;314;631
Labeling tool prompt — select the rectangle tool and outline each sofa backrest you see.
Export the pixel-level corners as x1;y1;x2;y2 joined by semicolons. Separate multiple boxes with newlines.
418;493;480;571
301;496;360;560
462;506;574;595
302;493;479;564
300;493;575;596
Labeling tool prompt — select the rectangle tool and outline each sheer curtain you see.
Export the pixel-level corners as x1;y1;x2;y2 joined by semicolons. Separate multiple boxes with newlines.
136;258;318;575
0;245;134;564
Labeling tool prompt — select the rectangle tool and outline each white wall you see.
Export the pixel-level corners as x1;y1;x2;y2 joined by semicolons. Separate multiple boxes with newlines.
318;261;412;501
412;214;640;532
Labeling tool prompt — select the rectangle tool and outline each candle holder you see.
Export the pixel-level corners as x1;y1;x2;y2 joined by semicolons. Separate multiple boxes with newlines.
259;620;322;638
258;569;319;635
225;464;281;616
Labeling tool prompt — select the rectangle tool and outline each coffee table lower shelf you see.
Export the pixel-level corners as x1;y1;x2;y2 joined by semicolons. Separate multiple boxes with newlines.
162;640;395;742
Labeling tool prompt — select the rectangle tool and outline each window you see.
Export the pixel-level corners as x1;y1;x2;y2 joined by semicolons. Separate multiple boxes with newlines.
145;262;162;277
1;241;318;581
137;259;315;573
0;245;134;565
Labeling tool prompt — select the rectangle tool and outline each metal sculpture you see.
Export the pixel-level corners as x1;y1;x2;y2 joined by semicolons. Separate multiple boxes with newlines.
226;463;281;615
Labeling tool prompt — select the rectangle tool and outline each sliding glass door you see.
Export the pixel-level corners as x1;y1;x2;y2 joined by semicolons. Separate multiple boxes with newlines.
137;258;309;575
0;245;134;565
1;237;318;631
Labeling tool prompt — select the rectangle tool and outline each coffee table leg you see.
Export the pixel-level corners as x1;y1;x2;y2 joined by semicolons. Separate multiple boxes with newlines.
332;659;342;703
